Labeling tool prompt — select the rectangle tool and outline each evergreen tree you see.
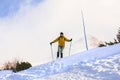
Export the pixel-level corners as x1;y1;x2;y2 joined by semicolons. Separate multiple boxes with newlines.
14;61;32;72
117;27;120;42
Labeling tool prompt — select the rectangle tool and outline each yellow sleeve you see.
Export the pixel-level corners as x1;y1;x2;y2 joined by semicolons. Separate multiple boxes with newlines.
64;36;70;42
52;37;59;43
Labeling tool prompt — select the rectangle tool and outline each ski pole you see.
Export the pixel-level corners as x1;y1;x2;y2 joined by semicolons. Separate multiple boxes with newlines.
50;44;54;60
69;41;72;56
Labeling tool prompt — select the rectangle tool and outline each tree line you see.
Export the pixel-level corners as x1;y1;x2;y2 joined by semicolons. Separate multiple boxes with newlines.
99;28;120;47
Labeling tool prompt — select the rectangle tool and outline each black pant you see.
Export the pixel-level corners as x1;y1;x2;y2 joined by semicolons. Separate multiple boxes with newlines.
57;52;63;58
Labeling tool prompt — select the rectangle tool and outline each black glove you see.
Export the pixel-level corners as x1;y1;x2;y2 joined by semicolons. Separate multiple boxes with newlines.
70;38;72;41
50;42;52;45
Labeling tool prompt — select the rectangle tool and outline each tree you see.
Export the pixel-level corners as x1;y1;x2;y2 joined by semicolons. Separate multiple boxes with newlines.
2;59;32;73
98;28;120;47
14;61;32;72
116;27;120;42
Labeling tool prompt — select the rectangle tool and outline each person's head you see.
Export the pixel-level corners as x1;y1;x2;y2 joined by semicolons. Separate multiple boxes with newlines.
60;32;63;36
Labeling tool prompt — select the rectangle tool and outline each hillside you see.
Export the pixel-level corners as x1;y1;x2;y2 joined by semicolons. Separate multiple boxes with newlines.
0;43;120;80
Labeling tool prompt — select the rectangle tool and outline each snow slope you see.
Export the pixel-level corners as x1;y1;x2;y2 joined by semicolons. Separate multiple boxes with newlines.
1;43;120;80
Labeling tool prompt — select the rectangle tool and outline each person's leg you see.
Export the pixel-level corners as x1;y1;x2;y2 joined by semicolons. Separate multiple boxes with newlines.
60;46;64;58
57;46;60;58
58;46;63;58
57;52;59;58
61;53;63;58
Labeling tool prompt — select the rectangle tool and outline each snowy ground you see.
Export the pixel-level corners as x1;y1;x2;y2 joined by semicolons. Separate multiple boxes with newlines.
0;43;120;80
40;53;120;80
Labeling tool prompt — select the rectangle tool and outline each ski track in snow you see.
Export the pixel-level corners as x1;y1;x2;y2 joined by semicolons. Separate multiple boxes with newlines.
0;43;120;80
36;53;120;80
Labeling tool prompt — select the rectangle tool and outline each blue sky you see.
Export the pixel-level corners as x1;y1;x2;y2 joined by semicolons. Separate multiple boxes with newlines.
0;0;43;18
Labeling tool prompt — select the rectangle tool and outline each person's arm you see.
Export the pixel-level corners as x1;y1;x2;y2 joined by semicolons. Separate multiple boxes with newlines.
64;36;72;42
51;37;59;43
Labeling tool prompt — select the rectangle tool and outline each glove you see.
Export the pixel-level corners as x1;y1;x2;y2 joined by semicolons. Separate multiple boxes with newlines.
50;42;52;45
70;38;72;41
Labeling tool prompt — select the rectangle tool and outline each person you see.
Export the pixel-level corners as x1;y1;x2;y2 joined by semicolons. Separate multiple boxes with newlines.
50;32;72;58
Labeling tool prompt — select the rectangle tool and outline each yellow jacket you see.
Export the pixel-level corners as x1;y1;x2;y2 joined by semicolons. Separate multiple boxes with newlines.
52;36;71;47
